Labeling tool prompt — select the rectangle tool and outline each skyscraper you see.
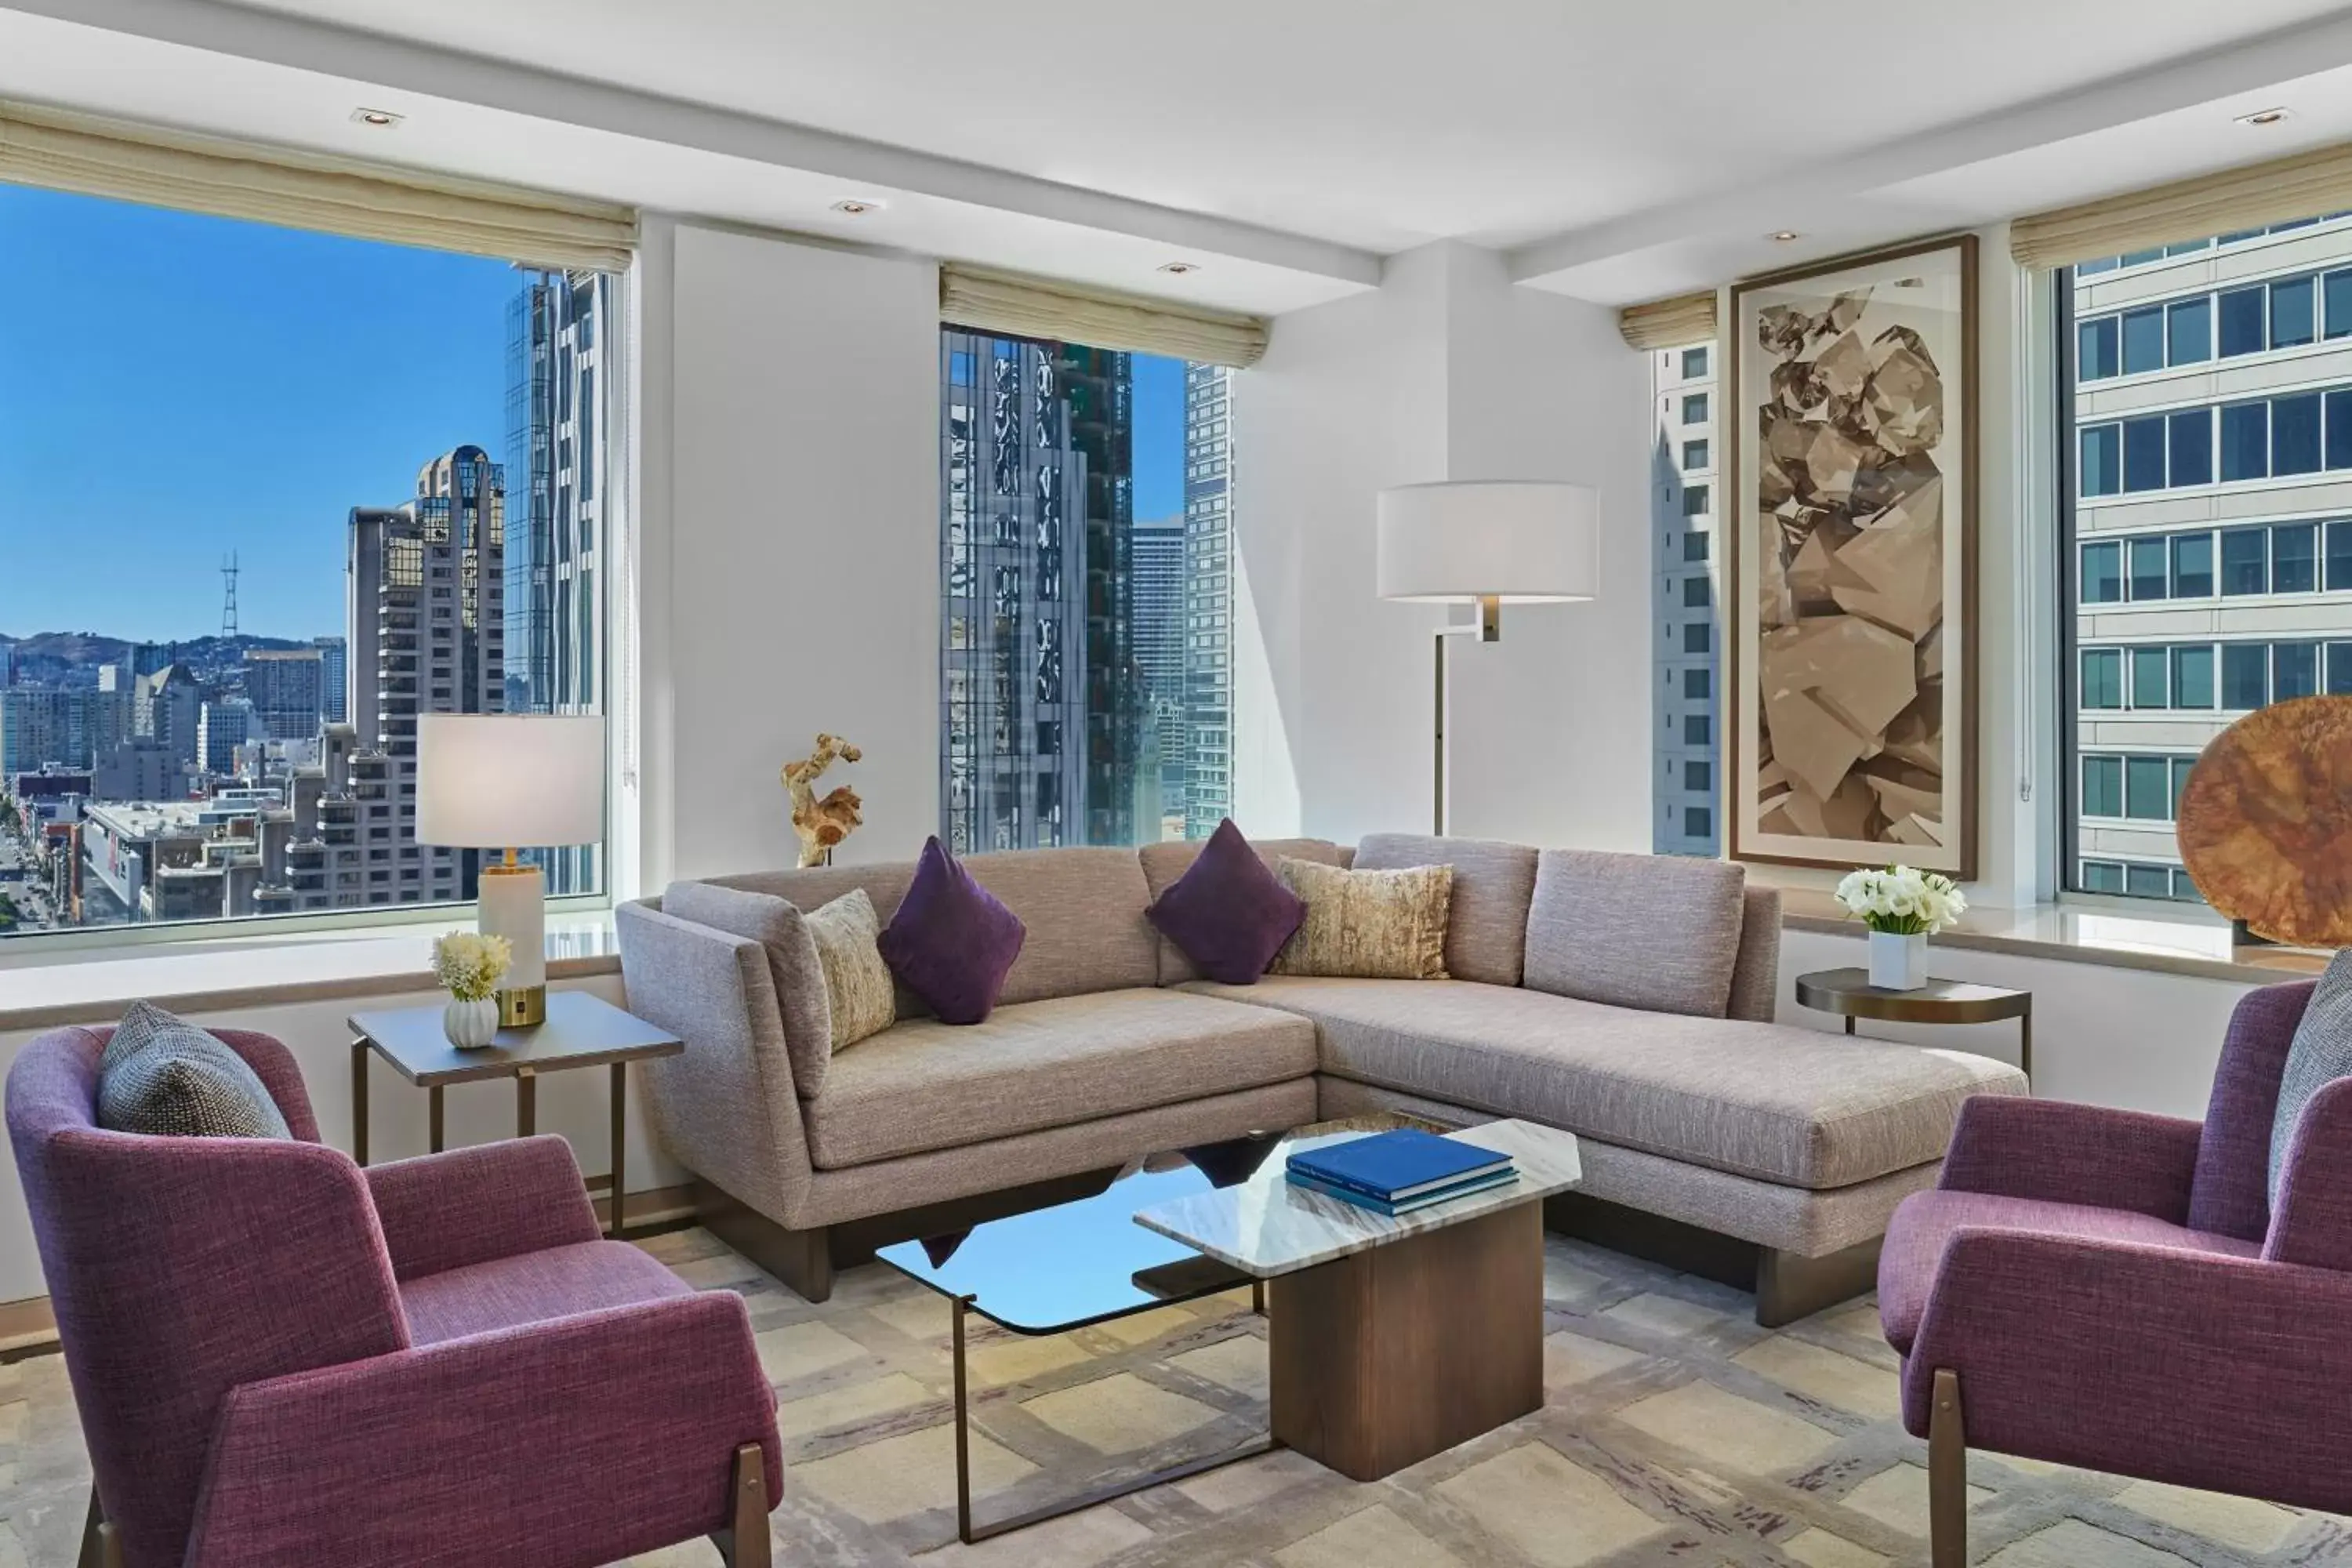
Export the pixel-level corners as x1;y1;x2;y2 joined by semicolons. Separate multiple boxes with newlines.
505;269;611;893
1181;364;1236;837
347;445;505;906
314;635;348;724
1653;343;1719;857
241;648;325;740
938;331;1138;852
1131;514;1186;834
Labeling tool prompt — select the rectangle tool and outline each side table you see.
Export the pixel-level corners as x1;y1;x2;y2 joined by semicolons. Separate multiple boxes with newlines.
349;989;684;1237
1794;967;2032;1082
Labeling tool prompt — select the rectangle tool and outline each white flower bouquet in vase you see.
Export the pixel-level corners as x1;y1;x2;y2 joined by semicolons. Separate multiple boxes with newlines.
433;931;514;1048
1834;866;1967;991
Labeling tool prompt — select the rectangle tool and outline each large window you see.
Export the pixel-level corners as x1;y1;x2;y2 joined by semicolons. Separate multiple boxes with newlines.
0;187;612;937
938;329;1235;852
2063;211;2352;902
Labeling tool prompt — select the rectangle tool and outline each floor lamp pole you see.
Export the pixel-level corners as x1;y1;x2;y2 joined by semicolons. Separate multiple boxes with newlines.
1431;596;1501;836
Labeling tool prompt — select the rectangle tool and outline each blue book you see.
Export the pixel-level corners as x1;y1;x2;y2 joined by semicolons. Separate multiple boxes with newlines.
1287;1167;1519;1217
1286;1127;1511;1203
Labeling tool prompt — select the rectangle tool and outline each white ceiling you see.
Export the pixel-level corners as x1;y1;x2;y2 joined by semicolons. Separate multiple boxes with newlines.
9;0;2352;310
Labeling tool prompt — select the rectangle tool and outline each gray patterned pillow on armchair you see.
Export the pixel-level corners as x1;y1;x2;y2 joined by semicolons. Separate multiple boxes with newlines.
96;1001;292;1140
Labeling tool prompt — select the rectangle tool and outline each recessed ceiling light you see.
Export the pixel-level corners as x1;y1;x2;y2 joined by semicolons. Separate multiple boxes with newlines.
830;198;882;216
2237;107;2292;127
350;107;403;129
1157;260;1203;275
1768;230;1802;243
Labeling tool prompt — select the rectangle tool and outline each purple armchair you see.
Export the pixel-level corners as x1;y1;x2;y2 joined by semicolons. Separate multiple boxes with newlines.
1879;979;2352;1566
8;1025;782;1568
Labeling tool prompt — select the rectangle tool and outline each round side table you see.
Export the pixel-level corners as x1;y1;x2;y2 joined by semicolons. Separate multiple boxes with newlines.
1793;967;2032;1083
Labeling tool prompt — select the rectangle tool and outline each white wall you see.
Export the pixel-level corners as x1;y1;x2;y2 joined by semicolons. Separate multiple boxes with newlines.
655;222;942;882
1231;241;1652;848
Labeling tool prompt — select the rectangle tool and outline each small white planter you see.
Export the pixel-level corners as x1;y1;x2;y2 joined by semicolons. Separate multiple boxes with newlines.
442;996;500;1050
1867;931;1929;991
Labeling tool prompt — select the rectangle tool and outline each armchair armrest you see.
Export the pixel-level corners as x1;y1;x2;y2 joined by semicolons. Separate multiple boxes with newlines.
1937;1094;2201;1221
184;1291;782;1568
2267;1076;2352;1271
1908;1228;2352;1512
364;1135;601;1282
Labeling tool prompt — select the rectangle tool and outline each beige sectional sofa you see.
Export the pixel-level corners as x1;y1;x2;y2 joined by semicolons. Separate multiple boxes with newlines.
615;834;2025;1324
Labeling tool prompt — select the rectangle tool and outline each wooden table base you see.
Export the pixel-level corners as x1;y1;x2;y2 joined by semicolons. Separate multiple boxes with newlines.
1269;1200;1543;1481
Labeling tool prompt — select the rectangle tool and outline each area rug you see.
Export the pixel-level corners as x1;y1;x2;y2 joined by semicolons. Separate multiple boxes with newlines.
0;1227;2341;1566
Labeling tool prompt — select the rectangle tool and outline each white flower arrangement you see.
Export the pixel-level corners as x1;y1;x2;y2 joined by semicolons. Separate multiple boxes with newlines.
1833;865;1967;937
432;931;513;1003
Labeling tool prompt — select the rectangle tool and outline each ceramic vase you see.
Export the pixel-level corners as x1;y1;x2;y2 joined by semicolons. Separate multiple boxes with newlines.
443;996;499;1049
1867;930;1929;991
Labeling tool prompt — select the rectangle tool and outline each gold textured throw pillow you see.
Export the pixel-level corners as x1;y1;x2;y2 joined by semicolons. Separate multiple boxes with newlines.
1269;858;1453;980
804;888;897;1051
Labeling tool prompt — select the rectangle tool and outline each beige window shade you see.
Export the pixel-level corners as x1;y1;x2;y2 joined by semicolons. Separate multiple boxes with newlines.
1617;292;1719;350
0;102;637;273
940;263;1270;367
2013;142;2352;272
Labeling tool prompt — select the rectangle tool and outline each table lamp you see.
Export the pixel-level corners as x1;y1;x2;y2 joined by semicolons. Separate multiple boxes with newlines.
1376;481;1599;834
417;713;607;1027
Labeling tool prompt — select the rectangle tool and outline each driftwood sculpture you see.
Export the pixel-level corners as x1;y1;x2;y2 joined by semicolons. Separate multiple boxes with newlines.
781;733;864;868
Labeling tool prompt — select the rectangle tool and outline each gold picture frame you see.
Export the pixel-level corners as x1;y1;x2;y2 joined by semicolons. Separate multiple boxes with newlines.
1726;234;1977;877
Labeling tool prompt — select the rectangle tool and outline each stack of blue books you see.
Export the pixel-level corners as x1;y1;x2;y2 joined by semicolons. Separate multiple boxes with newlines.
1286;1127;1516;1217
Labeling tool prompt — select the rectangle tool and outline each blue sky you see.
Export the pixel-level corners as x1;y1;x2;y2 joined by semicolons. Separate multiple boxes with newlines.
0;183;1190;644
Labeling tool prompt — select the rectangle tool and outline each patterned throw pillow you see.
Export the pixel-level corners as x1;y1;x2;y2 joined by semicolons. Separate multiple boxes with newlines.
2271;949;2352;1205
1269;858;1453;980
804;888;897;1053
96;1001;292;1140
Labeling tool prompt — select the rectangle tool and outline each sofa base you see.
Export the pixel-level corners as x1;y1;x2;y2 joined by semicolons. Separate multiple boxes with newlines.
1544;1192;1881;1328
693;1169;1127;1304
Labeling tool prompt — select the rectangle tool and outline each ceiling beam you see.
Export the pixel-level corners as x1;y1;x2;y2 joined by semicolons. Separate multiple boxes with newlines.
1508;7;2352;285
2;0;1385;288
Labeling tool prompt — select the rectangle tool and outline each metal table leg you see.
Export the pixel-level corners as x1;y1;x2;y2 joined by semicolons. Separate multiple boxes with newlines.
350;1040;369;1166
517;1065;536;1138
2020;1007;2034;1083
609;1060;627;1237
428;1085;445;1155
953;1295;972;1544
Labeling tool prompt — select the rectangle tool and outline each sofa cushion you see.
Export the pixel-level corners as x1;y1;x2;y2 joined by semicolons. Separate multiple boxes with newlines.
1878;1190;2259;1356
661;880;839;1098
1270;858;1452;980
96;1002;292;1140
1356;833;1539;986
880;837;1025;1024
2271;947;2352;1207
1142;837;1353;984
804;890;897;1052
1181;975;2024;1190
804;988;1317;1169
1145;819;1306;984
1523;849;1747;1018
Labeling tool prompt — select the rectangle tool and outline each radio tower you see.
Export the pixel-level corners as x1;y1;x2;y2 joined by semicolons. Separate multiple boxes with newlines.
220;551;240;641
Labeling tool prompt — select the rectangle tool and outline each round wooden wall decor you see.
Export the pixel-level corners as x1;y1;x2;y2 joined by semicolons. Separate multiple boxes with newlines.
2176;695;2352;946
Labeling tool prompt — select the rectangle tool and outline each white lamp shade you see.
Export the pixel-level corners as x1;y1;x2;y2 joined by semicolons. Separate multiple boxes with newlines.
416;713;607;848
1376;481;1600;602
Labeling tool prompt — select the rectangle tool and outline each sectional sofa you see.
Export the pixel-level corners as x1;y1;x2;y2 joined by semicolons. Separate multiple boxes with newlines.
615;834;2026;1325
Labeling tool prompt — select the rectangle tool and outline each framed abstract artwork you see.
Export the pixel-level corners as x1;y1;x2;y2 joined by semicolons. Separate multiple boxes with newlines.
1727;234;1977;877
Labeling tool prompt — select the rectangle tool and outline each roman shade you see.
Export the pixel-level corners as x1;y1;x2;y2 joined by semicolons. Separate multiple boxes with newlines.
0;101;637;272
939;262;1270;367
2012;141;2352;272
1617;291;1719;350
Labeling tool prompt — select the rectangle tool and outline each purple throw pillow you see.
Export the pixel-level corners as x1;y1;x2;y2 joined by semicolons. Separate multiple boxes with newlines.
878;837;1026;1024
1146;818;1307;985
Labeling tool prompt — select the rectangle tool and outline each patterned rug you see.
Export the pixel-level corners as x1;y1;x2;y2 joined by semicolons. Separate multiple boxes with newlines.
0;1226;2342;1566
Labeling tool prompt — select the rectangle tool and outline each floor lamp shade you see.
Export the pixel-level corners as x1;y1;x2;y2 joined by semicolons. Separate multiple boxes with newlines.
417;713;607;1025
1376;481;1600;602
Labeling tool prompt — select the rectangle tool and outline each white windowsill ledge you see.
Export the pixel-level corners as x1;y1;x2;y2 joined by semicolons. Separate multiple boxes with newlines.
0;914;622;1036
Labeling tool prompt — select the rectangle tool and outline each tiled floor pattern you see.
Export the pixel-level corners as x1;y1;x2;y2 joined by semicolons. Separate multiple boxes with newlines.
1;1227;2344;1566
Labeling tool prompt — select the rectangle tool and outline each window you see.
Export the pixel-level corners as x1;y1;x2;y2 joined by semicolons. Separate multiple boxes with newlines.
2122;417;2168;492
2169;408;2212;486
2223;642;2269;708
1682;392;1709;424
2125;755;2172;819
2172;532;2214;597
2221;528;2268;593
1683;576;1710;607
2221;401;2269;480
1682;622;1710;653
1684;760;1710;790
2274;521;2319;592
2082;756;2124;817
2081;540;2123;603
2331;642;2352;695
1682;484;1711;517
2082;648;2122;708
1682;438;1709;470
0;186;612;938
2129;646;2169;708
2331;520;2352;590
2081;425;2120;496
2121;307;2165;374
1681;346;1710;379
2078;316;2119;379
2128;535;2169;599
2168;297;2212;364
2172;644;2216;708
2274;276;2318;348
2082;860;2125;893
2278;641;2321;699
939;332;1236;849
2220;285;2266;356
2125;863;2172;898
2329;269;2352;338
1683;532;1710;561
2274;394;2323;475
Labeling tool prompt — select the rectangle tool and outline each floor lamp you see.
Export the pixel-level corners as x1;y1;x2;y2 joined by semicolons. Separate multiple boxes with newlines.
1376;481;1599;834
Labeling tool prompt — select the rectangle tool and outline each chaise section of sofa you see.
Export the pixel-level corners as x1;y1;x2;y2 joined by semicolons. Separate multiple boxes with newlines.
618;831;2025;1323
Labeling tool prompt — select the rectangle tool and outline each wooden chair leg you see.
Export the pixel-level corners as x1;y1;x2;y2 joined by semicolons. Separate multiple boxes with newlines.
709;1442;771;1568
79;1487;122;1568
1929;1368;1967;1568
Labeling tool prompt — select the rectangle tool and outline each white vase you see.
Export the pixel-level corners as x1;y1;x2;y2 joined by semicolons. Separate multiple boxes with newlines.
443;996;499;1050
1867;931;1929;991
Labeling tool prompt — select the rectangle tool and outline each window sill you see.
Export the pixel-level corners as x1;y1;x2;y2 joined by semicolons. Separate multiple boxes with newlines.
0;913;622;1036
1773;884;2322;985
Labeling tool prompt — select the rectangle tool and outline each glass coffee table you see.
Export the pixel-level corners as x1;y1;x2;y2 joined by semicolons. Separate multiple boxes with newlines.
876;1112;1583;1542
